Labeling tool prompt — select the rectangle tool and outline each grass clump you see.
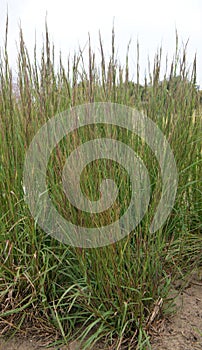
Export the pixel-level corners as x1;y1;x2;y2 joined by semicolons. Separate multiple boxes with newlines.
0;19;201;349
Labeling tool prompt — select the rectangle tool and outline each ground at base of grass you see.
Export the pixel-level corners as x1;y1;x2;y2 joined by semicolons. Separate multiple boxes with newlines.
150;271;202;350
1;271;201;350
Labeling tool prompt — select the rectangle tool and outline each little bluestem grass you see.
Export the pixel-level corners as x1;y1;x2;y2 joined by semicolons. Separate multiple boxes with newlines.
0;19;201;349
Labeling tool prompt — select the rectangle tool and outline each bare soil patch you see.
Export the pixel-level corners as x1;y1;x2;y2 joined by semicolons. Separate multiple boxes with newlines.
150;272;202;350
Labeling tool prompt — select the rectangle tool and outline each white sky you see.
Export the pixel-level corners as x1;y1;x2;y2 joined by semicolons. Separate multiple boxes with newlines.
0;0;202;86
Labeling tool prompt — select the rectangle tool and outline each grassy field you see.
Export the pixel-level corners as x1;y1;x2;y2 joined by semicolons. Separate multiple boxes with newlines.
0;22;201;349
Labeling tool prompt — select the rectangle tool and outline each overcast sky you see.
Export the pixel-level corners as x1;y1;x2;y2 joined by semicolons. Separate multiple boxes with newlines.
0;0;202;86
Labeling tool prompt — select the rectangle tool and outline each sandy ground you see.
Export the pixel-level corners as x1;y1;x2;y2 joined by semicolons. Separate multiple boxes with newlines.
0;273;201;350
150;277;202;350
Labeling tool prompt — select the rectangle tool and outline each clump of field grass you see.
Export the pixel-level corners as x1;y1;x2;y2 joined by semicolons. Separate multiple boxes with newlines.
0;18;201;349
